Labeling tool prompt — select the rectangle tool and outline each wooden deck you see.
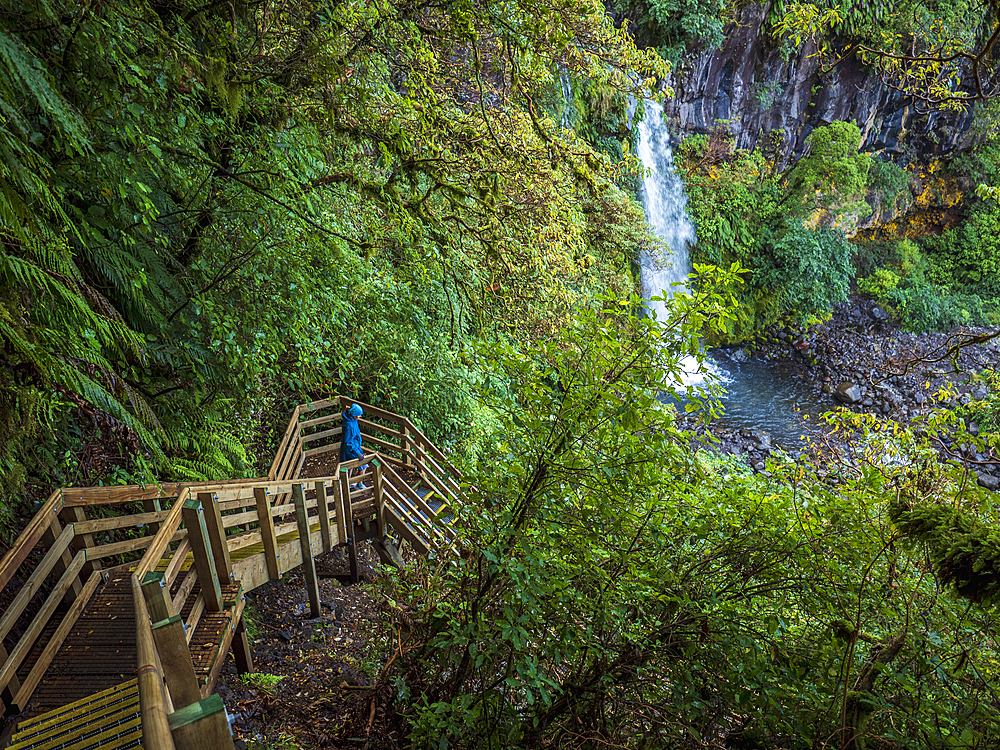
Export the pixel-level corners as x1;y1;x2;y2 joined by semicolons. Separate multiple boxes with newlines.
1;396;463;750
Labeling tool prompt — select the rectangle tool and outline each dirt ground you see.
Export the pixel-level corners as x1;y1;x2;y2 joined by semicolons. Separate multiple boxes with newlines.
218;543;399;750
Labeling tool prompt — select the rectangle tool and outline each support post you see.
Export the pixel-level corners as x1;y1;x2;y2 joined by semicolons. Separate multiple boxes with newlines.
292;484;322;618
152;616;202;710
198;492;233;583
231;615;254;675
142;496;164;535
372;460;386;539
314;480;333;553
181;499;224;612
141;571;176;622
254;487;279;580
402;422;414;470
142;571;200;710
1;644;20;715
169;694;236;750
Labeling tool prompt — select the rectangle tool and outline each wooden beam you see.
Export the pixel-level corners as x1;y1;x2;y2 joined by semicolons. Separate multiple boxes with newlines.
62;506;101;578
292;484;321;618
71;509;172;536
171;567;198;616
41;517;82;603
164;538;192;588
181;499;223;612
184;595;206;644
198;493;233;583
135;489;190;580
0;524;75;643
231;616;254;675
0;550;87;692
141;571;176;622
0;489;61;596
168;694;235;750
373;462;386;539
315;481;332;554
152;616;201;710
0;643;20;716
254;487;279;581
134;575;175;745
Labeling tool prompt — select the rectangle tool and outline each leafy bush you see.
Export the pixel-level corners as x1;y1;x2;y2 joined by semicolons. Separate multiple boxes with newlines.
858;268;900;299
757;222;854;320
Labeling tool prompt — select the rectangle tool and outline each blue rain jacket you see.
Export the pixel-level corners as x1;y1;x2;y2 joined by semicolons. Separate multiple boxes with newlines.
341;404;363;461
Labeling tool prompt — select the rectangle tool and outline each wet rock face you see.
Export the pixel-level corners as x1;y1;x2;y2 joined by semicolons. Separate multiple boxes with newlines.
654;3;978;168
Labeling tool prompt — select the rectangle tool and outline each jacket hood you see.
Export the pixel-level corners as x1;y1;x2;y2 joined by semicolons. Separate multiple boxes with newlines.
345;403;363;419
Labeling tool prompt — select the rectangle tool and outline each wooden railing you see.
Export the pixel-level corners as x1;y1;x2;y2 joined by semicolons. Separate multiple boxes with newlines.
1;396;464;747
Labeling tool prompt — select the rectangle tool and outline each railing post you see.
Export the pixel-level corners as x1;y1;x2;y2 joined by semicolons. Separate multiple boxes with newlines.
339;468;359;584
142;496;164;535
181;499;224;612
254;487;280;580
402;422;414;470
314;480;333;553
169;694;236;749
141;572;201;709
292;484;322;618
373;460;386;539
198;492;233;583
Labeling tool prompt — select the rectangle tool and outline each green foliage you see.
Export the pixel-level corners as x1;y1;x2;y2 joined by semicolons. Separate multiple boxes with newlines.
240;673;284;695
890;496;1000;605
782;121;873;221
370;302;1000;749
922;200;1000;296
858;268;900;298
758;222;854;321
868;158;912;215
646;0;726;63
0;0;667;503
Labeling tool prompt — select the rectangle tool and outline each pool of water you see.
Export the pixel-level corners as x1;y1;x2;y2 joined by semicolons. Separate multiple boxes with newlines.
665;350;832;449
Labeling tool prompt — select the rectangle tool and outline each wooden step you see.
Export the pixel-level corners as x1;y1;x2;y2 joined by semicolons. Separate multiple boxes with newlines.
7;680;141;750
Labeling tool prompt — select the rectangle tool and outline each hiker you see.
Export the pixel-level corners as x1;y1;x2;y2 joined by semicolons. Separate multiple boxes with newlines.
341;402;367;489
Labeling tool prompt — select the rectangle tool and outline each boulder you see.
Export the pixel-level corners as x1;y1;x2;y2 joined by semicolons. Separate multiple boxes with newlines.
834;382;863;404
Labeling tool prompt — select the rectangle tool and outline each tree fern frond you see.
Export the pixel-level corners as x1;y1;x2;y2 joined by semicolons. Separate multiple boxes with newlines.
0;30;90;154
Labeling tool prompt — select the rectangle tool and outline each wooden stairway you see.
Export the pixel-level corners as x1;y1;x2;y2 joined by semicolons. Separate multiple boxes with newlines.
1;397;463;750
7;680;141;750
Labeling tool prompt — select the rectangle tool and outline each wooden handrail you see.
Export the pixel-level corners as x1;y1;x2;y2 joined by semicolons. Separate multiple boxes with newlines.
133;574;175;748
135;488;191;580
0;488;63;593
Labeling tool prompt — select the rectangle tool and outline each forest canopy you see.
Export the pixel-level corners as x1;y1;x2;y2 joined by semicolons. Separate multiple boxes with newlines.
0;0;665;509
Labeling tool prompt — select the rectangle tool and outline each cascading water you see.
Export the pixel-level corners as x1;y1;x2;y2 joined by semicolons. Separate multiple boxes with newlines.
636;100;826;446
636;99;716;389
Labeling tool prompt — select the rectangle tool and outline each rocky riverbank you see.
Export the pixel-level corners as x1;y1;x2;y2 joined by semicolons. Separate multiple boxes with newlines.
684;296;1000;489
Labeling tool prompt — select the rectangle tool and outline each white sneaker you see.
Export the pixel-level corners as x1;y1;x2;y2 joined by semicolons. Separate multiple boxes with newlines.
356;482;367;490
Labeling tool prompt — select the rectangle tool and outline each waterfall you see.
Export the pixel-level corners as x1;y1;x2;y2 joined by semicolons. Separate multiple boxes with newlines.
560;69;574;129
636;99;722;390
636;99;696;317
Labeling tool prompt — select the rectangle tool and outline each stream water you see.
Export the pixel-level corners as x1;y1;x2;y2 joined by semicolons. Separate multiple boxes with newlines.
637;99;827;447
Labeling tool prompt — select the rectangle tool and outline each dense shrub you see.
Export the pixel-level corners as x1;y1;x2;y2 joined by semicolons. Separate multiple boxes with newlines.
757;222;854;320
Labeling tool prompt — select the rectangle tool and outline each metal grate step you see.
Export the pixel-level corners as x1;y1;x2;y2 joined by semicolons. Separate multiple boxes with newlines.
8;681;141;750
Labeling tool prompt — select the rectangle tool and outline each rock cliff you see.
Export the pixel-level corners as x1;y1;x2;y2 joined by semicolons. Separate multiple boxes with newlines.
646;2;980;169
